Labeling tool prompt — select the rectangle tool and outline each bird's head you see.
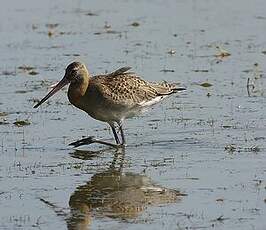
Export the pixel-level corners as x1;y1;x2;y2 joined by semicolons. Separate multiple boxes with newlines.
34;62;88;108
64;61;88;84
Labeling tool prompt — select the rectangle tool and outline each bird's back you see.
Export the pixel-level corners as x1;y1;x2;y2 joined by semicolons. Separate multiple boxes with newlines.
91;67;182;107
78;67;184;122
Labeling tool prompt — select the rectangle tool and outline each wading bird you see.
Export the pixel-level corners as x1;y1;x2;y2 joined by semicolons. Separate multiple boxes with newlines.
34;62;185;147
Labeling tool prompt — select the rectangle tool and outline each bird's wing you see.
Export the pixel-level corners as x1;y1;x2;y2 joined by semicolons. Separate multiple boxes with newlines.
93;67;179;107
108;66;132;77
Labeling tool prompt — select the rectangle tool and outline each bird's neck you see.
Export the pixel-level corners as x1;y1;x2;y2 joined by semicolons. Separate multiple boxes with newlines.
68;77;89;106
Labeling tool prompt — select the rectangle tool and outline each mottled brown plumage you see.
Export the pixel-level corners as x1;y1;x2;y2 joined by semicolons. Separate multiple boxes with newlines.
93;67;178;105
34;62;185;147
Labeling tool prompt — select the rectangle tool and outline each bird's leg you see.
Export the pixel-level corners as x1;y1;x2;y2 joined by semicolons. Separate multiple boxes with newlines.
69;123;124;148
118;121;126;145
109;123;121;144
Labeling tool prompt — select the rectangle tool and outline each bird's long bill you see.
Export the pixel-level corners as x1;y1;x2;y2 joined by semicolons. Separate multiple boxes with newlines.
34;77;70;108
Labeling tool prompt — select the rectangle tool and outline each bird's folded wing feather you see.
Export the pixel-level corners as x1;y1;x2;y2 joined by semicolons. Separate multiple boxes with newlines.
94;67;178;107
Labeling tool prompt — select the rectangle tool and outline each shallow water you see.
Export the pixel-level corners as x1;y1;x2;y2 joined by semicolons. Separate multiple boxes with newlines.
1;0;266;229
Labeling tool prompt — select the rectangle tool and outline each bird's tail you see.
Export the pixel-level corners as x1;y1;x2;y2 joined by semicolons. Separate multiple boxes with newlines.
155;81;186;95
172;86;186;92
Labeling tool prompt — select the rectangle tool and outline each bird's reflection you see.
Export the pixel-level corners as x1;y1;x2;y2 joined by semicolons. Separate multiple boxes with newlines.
67;147;185;230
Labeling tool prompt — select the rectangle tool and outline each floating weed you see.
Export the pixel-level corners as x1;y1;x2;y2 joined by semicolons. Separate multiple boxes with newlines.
106;30;121;34
243;69;253;73
74;9;98;16
225;144;237;153
63;53;80;57
1;70;16;76
94;30;122;35
133;42;142;47
211;215;230;222
247;63;264;97
0;112;8;117
104;22;111;29
18;65;39;76
131;22;140;27
18;65;35;71
225;144;260;153
28;98;41;104
32;24;38;30
0;113;9;125
214;46;231;58
15;90;30;94
256;16;266;20
13;120;31;127
183;177;199;180
28;70;39;75
45;23;59;29
193;69;209;73
167;49;176;55
160;69;175;73
199;82;213;87
248;146;260;152
85;12;98;16
59;31;77;36
0;121;9;125
254;136;266;141
48;30;54;37
222;125;233;129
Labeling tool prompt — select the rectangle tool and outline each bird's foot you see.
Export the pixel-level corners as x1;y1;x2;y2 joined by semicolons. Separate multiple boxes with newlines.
69;136;95;147
69;136;125;148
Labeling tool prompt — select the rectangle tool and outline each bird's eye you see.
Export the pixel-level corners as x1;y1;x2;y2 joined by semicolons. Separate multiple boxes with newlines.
76;74;82;81
70;70;76;76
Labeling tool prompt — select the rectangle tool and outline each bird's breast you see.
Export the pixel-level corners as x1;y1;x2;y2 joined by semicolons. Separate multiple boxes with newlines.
68;88;82;107
67;82;142;123
67;81;89;108
67;85;107;121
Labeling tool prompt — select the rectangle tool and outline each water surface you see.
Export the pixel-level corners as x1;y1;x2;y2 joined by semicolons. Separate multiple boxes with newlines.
0;0;266;229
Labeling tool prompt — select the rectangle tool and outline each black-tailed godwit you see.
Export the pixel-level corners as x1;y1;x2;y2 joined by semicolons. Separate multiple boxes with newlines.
34;62;185;147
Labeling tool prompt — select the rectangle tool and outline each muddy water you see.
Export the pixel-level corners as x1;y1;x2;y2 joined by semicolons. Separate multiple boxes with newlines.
1;0;266;229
